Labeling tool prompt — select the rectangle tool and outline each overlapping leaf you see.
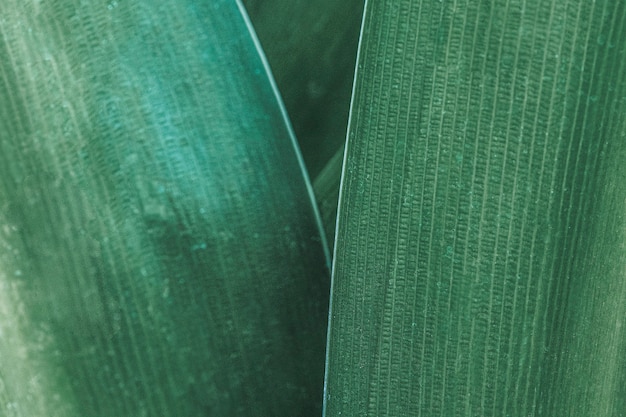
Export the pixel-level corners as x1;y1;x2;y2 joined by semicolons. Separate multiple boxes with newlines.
244;0;364;246
0;1;329;415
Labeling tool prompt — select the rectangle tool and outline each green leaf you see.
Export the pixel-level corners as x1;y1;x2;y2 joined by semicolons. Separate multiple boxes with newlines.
324;0;626;415
0;1;329;416
244;0;364;179
313;145;345;251
243;0;364;248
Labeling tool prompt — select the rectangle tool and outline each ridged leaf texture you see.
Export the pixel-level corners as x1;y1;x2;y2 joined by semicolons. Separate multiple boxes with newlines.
325;0;626;415
0;1;329;416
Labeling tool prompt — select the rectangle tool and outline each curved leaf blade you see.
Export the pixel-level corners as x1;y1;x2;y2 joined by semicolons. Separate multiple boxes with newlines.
0;1;329;416
324;0;626;415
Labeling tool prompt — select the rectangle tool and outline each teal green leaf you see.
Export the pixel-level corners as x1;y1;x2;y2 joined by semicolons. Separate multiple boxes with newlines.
243;0;364;248
324;0;626;415
243;0;364;179
0;1;329;416
313;145;345;251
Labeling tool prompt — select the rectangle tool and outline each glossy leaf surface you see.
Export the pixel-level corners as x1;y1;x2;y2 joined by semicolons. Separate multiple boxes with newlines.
244;0;364;179
244;0;364;247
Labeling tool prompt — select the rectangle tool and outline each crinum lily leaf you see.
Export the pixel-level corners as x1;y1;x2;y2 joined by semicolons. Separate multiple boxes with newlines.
324;0;626;415
0;1;329;416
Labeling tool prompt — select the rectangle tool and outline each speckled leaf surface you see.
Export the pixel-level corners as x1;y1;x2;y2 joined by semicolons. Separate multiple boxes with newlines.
0;1;329;416
324;0;626;415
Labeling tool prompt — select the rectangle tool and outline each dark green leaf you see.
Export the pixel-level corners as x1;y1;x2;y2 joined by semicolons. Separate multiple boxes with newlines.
244;0;364;179
244;0;364;248
324;0;626;415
